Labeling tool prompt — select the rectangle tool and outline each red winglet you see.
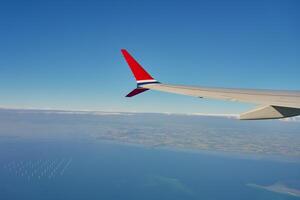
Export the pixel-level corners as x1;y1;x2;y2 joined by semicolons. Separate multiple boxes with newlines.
121;49;155;81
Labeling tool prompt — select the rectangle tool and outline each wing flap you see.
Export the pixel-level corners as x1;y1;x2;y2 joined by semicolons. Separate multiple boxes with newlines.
240;105;300;120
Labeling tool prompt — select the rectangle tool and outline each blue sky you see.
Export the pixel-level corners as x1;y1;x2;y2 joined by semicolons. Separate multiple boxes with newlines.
0;0;299;114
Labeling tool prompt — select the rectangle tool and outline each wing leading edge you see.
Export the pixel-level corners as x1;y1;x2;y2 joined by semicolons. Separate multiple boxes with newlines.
121;49;300;120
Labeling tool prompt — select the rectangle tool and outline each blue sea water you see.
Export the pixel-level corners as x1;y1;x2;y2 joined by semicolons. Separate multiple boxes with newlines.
0;138;299;200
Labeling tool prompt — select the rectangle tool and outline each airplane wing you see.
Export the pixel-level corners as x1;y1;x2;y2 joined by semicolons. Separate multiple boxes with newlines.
121;49;300;120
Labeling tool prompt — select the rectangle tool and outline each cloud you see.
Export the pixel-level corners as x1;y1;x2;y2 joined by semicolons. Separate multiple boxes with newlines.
0;107;132;116
279;116;300;122
1;107;299;122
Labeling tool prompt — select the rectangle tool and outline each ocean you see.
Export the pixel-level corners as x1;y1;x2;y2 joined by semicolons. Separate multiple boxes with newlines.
0;137;299;200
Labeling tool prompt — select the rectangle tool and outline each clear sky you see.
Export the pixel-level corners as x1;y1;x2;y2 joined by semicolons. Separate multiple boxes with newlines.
0;0;299;114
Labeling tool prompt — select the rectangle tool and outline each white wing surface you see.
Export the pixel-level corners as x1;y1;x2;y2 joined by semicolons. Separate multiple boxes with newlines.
121;49;300;120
